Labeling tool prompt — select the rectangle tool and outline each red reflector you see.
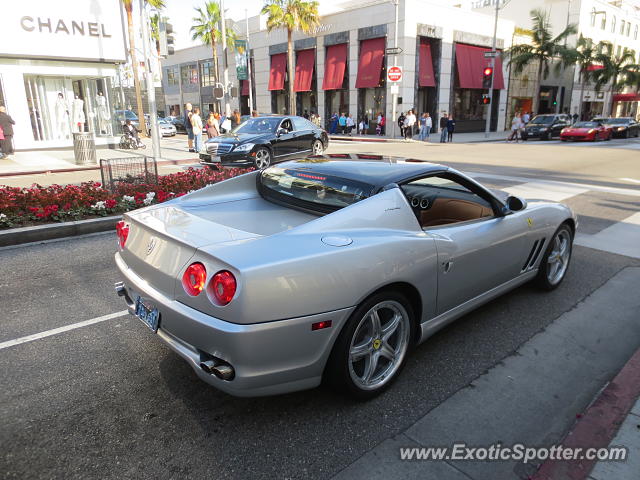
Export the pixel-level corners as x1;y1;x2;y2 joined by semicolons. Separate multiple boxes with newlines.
311;320;332;331
116;220;129;249
210;270;237;305
182;262;207;296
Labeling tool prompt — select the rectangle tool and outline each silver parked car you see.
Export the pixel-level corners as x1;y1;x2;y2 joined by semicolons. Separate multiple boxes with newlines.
114;157;576;398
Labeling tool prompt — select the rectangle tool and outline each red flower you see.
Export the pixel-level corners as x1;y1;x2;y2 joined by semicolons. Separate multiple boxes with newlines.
105;199;117;209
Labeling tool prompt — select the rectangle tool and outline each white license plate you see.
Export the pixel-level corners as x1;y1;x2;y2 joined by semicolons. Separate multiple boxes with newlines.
211;156;221;163
134;296;160;332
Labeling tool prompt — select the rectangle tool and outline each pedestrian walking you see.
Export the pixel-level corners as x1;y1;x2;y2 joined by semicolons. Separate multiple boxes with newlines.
397;112;406;139
522;111;530;125
231;109;241;129
329;112;339;134
311;111;322;128
0;105;16;158
358;118;366;135
446;114;456;142
572;112;578;124
439;113;448;143
0;124;5;159
191;107;203;153
404;110;416;140
184;103;194;152
378;113;386;136
338;113;347;134
206;112;220;138
419;113;432;142
346;114;355;135
508;111;522;142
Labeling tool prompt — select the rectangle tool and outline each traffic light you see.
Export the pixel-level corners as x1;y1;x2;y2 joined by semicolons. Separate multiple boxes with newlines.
482;94;491;105
482;67;493;89
159;20;175;57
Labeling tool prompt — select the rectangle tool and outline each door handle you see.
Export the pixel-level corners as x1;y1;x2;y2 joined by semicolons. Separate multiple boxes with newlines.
443;260;454;273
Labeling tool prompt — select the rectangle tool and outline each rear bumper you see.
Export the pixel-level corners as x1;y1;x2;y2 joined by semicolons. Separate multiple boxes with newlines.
114;252;353;397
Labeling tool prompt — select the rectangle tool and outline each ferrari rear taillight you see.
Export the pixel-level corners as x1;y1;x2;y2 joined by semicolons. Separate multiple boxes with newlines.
210;270;236;305
116;221;129;249
182;262;207;296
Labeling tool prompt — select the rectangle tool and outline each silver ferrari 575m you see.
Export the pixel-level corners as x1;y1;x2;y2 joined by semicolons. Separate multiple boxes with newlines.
114;157;576;398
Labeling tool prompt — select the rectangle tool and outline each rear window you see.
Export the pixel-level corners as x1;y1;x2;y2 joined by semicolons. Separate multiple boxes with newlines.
604;118;630;125
259;166;374;213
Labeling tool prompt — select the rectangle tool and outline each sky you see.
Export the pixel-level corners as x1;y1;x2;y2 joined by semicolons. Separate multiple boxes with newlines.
162;0;347;50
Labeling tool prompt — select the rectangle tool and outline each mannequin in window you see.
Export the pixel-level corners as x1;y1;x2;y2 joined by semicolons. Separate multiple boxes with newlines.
95;91;111;135
72;95;85;132
54;92;70;139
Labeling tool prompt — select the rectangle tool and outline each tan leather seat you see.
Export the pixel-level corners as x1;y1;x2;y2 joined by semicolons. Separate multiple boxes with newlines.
420;198;493;227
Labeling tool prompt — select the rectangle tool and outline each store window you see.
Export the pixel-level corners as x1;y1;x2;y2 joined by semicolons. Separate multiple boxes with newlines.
23;75;117;142
626;21;631;36
200;61;215;87
601;14;607;30
611;16;616;34
635;24;638;40
181;64;198;85
167;66;179;86
620;20;625;35
590;8;596;27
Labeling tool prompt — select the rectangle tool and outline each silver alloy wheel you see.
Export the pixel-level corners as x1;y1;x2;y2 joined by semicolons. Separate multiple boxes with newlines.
348;300;410;391
312;140;324;155
547;229;571;285
255;149;270;169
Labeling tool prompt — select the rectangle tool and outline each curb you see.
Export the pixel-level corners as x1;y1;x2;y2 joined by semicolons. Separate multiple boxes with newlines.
0;215;121;247
532;347;640;480
0;158;198;179
329;135;402;143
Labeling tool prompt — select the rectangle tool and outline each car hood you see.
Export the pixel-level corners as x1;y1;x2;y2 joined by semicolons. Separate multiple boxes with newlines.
205;132;272;145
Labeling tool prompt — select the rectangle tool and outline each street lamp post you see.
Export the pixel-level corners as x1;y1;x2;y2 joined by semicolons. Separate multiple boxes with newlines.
484;0;500;138
220;0;231;117
390;0;399;139
246;9;254;113
140;0;161;159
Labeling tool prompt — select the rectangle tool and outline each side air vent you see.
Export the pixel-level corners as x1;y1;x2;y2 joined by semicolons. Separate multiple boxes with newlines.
522;238;546;272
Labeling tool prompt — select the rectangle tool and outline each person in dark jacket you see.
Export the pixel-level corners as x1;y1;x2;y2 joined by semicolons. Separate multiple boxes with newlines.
439;112;448;143
446;114;456;142
0;106;16;157
397;112;406;139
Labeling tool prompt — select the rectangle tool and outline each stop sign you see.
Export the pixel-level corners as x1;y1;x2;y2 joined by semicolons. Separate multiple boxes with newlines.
387;66;403;83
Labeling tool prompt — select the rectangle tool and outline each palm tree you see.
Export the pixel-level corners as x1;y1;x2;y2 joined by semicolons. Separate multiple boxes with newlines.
573;36;607;119
507;9;577;114
593;49;639;116
121;0;165;137
261;0;321;115
190;1;236;112
150;14;161;56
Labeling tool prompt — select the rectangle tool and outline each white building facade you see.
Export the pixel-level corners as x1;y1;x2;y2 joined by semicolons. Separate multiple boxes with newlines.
162;0;515;134
0;0;128;150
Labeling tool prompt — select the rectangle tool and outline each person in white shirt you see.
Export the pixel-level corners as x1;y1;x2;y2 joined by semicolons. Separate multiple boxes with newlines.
522;112;530;124
190;107;204;152
346;114;355;136
508;111;522;142
404;109;416;140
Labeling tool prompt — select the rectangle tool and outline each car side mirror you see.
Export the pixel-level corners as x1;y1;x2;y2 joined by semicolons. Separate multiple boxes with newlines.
505;195;527;212
276;128;287;137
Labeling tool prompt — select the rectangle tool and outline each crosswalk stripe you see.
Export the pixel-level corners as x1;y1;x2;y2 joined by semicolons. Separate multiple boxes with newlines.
501;182;589;202
575;212;640;259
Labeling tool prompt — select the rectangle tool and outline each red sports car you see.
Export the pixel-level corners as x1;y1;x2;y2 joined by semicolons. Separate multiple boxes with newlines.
560;121;612;142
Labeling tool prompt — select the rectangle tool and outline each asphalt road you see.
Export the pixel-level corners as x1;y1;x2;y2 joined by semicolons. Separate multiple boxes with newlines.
1;141;639;480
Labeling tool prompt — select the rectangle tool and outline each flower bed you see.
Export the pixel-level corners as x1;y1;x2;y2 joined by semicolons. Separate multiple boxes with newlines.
0;167;252;229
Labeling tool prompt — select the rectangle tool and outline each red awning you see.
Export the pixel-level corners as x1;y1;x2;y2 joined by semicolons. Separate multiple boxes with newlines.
613;93;640;102
294;49;315;92
419;41;436;87
241;79;249;96
323;43;348;90
268;53;287;91
355;37;385;88
455;43;505;89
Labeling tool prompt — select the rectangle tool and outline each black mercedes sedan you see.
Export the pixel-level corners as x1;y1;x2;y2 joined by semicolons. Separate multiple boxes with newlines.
199;115;329;169
521;114;572;141
592;117;639;138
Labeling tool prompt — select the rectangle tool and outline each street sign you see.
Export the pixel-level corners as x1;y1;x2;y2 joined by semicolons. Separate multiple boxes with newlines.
390;84;399;94
387;66;403;83
385;47;403;55
483;51;497;58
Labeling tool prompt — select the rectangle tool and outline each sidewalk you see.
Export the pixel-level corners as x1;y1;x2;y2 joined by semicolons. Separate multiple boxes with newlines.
331;267;640;480
330;130;509;143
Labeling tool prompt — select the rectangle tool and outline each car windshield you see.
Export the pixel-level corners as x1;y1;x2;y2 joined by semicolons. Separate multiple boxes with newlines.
574;122;599;128
604;118;630;125
530;116;555;124
259;166;375;213
232;117;280;134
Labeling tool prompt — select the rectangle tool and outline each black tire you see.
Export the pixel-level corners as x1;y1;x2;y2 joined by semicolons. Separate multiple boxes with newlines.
325;291;415;400
254;147;271;169
535;223;573;291
311;139;324;155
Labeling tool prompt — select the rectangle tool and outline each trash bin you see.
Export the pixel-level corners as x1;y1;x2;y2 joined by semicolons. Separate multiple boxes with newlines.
72;132;97;165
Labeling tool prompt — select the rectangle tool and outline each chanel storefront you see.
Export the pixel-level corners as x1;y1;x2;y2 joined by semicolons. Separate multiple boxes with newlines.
0;0;127;150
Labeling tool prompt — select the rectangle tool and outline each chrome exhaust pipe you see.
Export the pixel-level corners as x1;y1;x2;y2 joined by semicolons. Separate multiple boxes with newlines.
200;359;235;381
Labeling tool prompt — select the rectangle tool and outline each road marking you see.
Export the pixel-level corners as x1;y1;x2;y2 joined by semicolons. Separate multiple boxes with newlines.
466;172;640;197
502;182;589;202
620;178;640;184
575;212;640;259
0;311;129;351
